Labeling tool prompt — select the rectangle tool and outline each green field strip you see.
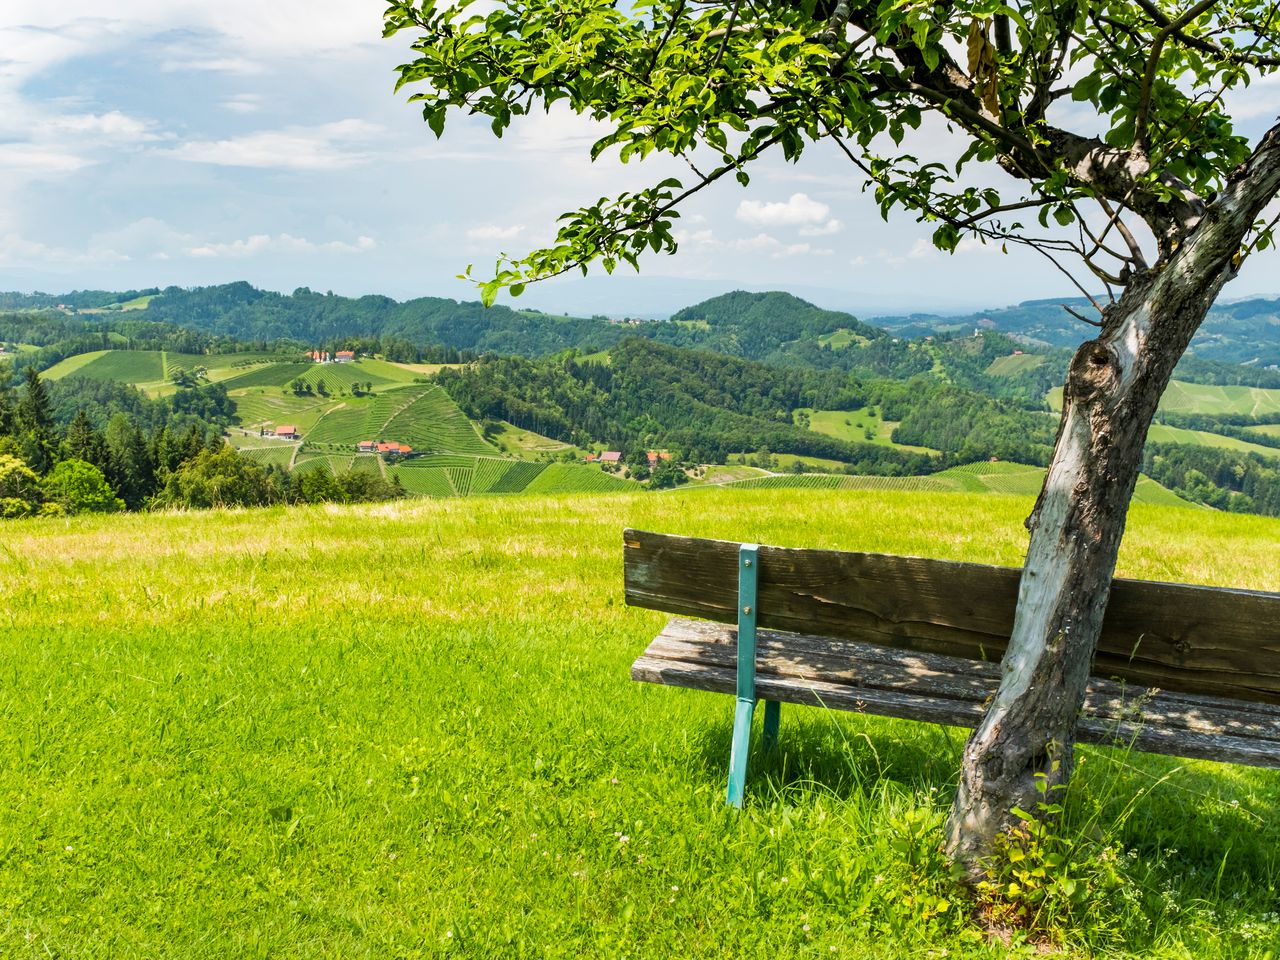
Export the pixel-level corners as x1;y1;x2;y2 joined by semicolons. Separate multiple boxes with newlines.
389;464;457;496
1148;424;1280;459
235;445;297;468
347;357;423;384
350;455;382;475
1245;424;1280;439
522;463;632;493
471;457;516;493
485;461;547;493
67;350;167;383
41;350;110;380
220;362;314;389
293;455;335;476
1050;380;1280;417
446;466;475;496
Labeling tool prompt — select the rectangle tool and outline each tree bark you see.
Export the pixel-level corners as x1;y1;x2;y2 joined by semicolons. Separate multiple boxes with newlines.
945;123;1280;882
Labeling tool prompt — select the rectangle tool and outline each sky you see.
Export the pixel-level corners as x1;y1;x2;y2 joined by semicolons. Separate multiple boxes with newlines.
1;1;1278;318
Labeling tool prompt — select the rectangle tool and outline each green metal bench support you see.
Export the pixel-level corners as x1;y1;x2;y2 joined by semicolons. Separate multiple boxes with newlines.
726;543;780;807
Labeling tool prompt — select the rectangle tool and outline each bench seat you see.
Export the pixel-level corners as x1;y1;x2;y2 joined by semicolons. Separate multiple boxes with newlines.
633;616;1280;769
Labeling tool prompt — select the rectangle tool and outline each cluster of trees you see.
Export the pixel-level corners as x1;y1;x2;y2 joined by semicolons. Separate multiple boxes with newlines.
1143;444;1280;517
888;383;1058;466
0;366;404;518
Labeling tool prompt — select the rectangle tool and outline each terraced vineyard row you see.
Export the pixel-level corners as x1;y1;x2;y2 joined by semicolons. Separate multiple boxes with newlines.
237;446;296;468
523;464;632;493
388;458;631;497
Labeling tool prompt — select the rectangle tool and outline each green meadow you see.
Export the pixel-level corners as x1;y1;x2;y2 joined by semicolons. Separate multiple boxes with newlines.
1049;380;1280;418
2;490;1277;958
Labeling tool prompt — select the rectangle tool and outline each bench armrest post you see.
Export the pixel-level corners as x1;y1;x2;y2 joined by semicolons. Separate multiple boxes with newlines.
727;543;760;808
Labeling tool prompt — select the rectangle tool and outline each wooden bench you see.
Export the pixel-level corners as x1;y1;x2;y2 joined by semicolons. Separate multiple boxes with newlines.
623;529;1280;806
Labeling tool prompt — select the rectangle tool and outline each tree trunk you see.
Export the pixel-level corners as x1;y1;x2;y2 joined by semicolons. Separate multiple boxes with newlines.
944;125;1280;882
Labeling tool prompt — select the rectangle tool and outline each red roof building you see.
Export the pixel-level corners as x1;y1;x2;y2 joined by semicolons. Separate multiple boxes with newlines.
275;425;300;439
335;350;355;362
600;451;622;463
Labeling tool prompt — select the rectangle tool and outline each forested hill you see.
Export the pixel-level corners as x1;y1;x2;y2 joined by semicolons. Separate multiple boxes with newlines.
667;290;885;350
140;282;626;356
873;295;1280;374
435;337;1027;472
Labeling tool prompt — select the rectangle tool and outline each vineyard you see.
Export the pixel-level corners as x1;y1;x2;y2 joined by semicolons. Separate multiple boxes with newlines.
388;457;632;497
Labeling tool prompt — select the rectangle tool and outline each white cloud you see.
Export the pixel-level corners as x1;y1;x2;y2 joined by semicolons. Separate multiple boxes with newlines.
737;193;831;227
221;94;265;114
799;218;843;237
163;119;382;170
729;233;831;258
39;110;163;143
466;224;525;242
0;232;128;265
187;233;375;258
0;144;94;177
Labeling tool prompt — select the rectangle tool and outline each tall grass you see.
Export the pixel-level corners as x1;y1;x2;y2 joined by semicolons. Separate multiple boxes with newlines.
1;490;1277;957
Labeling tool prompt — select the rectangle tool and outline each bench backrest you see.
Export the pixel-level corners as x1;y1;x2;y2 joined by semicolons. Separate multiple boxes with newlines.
623;529;1280;705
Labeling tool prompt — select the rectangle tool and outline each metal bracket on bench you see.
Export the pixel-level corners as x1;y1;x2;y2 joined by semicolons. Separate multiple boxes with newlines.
726;543;779;808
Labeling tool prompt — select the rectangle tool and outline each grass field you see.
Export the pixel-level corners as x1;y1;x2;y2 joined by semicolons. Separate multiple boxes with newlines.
489;421;576;459
717;462;1192;506
816;328;870;350
1148;423;1280;459
42;350;111;380
1246;423;1280;439
0;492;1276;957
985;353;1046;376
1049;380;1280;417
799;408;939;455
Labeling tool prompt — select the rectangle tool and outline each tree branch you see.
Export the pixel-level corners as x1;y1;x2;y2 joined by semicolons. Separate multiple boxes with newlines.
1130;0;1280;67
1134;0;1220;152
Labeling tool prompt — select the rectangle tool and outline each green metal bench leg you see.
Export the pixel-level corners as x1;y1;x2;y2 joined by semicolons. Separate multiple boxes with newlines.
762;700;781;752
726;697;755;808
727;544;760;808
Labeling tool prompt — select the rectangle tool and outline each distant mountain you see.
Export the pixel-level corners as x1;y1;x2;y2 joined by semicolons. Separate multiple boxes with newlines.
872;295;1280;369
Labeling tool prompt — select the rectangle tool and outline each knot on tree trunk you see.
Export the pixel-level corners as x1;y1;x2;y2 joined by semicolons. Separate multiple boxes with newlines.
1065;338;1119;406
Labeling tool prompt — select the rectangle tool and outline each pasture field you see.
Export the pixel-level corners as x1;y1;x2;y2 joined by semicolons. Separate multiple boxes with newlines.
41;350;111;380
718;463;1191;506
1148;423;1280;459
800;407;938;455
42;349;166;383
1050;380;1280;417
489;421;576;459
1246;423;1280;439
816;328;870;349
1;492;1277;957
985;353;1046;376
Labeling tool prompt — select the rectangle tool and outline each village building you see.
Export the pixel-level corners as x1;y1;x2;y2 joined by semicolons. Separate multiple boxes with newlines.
599;451;622;464
334;350;355;362
357;440;377;453
274;425;300;440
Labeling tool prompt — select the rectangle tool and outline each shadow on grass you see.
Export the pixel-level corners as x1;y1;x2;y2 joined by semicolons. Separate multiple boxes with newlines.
688;705;966;803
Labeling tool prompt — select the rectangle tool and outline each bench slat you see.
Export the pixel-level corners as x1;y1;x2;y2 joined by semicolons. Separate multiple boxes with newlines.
624;529;1280;705
634;618;1280;768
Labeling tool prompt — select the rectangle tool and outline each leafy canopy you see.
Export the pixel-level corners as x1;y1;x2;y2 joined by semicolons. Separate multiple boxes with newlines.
386;0;1280;304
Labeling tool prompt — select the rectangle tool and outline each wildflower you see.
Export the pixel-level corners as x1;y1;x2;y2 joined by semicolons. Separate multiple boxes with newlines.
610;777;619;785
671;885;679;892
65;845;73;853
